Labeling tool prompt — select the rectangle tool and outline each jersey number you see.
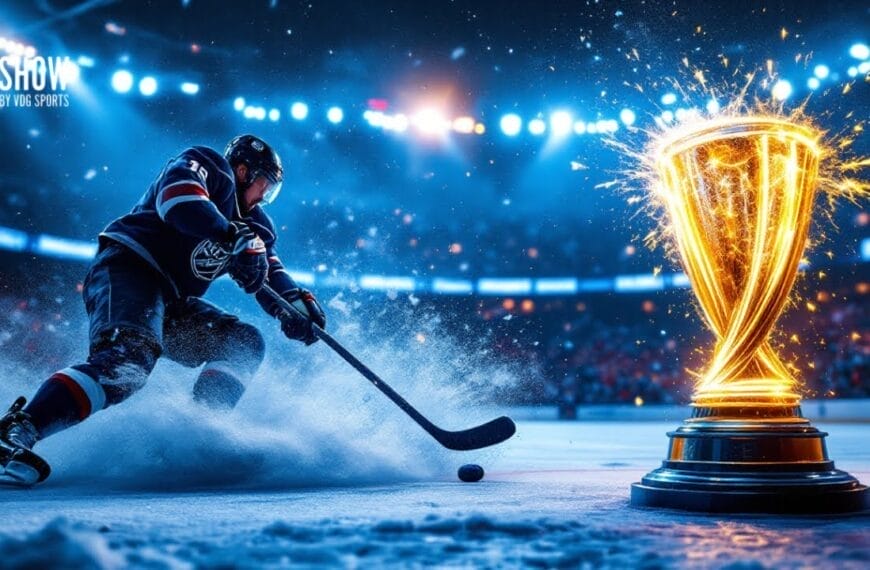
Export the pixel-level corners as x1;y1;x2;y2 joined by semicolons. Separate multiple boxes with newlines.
188;160;208;184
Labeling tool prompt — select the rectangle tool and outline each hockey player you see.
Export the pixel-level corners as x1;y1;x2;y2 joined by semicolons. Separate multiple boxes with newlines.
0;135;326;486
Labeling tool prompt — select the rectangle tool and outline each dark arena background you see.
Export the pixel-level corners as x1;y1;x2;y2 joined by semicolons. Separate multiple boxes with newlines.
0;1;867;568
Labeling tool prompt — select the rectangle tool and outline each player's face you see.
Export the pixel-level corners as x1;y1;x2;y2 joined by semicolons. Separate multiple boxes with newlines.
242;176;272;210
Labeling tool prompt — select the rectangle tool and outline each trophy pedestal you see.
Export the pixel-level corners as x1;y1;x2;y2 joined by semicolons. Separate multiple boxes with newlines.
631;407;869;513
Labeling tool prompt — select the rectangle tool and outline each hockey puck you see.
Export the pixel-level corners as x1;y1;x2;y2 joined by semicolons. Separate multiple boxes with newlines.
457;464;484;483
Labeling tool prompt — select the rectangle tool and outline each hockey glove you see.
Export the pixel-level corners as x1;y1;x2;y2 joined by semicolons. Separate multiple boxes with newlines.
227;221;268;293
277;288;326;345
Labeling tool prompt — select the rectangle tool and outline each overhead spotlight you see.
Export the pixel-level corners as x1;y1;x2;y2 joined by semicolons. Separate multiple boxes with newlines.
847;66;858;77
243;105;257;119
660;110;674;123
813;64;830;79
528;118;546;135
412;108;450;135
549;111;573;136
661;92;677;105
110;69;133;93
849;43;869;60
619;108;636;126
499;113;522;136
771;79;792;101
859;61;870;74
76;55;95;68
326;106;344;124
59;60;81;85
573;120;586;135
452;116;475;134
290;101;309;120
268;108;280;122
233;97;245;111
254;107;267;121
138;76;158;96
180;82;199;95
807;77;820;90
586;122;598;134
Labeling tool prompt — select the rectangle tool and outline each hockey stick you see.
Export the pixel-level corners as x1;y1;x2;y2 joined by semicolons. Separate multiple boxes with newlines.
261;284;516;451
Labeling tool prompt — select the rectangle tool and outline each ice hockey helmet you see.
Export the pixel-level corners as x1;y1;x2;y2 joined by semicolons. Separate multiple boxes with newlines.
224;134;284;205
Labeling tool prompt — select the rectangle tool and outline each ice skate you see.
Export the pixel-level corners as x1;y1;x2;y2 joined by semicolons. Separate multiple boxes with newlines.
0;397;50;487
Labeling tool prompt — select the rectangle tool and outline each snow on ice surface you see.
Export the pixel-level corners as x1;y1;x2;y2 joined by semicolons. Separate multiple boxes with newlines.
0;421;866;569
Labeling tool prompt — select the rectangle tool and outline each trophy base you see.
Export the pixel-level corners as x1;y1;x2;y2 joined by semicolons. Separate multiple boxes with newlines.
630;406;869;514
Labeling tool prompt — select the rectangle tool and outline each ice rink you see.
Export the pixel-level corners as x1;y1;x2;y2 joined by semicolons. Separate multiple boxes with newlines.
0;418;866;568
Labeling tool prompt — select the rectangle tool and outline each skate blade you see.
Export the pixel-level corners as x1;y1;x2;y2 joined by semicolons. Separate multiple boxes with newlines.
0;460;40;487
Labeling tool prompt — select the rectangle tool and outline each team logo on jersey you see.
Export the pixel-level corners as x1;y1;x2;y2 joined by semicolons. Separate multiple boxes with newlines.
190;239;231;281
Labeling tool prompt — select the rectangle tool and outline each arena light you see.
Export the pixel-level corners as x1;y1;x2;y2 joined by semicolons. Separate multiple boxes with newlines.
813;64;830;79
326;106;344;124
661;92;677;105
233;97;245;111
59;60;81;85
138;76;158;96
807;77;820;90
110;69;133;93
849;43;869;60
180;82;199;95
577;278;613;292
670;273;691;288
254;107;267;121
499;113;522;136
859;61;870;74
452;116;475;134
359;275;416;291
614;274;665;292
549;110;573;136
771;79;793;101
477;278;532;295
573;120;586;135
660;110;674;123
268;108;280;122
619;108;636;126
0;226;28;252
534;278;578;295
34;235;97;261
847;66;858;77
431;278;474;294
243;105;257;119
287;271;316;286
76;55;95;68
290;101;308;120
412;108;450;136
586;122;598;134
862;238;870;261
528;118;546;136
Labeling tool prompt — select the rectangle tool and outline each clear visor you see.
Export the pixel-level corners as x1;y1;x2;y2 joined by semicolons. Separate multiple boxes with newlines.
262;179;283;205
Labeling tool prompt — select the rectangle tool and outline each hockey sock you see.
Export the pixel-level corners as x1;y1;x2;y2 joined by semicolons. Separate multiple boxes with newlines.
24;366;107;438
193;361;246;409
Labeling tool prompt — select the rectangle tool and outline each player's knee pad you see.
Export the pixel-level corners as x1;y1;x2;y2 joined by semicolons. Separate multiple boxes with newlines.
193;362;246;409
87;327;161;406
223;322;265;377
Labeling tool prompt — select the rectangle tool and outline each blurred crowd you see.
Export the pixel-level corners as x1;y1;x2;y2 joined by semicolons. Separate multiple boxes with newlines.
0;267;866;408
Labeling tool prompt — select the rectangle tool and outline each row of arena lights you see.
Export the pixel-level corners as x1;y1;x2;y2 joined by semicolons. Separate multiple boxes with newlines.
232;95;633;136
110;69;199;96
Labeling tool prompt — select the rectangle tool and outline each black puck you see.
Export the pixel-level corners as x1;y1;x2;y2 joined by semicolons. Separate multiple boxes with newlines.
457;463;484;482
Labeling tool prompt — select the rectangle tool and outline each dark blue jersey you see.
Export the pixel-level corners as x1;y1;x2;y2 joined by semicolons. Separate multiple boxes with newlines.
100;145;297;302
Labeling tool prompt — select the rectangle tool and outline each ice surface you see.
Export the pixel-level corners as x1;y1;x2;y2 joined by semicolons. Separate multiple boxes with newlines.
0;420;866;568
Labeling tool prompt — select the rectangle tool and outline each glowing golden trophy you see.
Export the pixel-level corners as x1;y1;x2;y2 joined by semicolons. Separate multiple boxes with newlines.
630;118;868;512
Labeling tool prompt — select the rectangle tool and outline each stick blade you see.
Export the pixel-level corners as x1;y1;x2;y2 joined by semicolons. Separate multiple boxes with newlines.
433;416;516;451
